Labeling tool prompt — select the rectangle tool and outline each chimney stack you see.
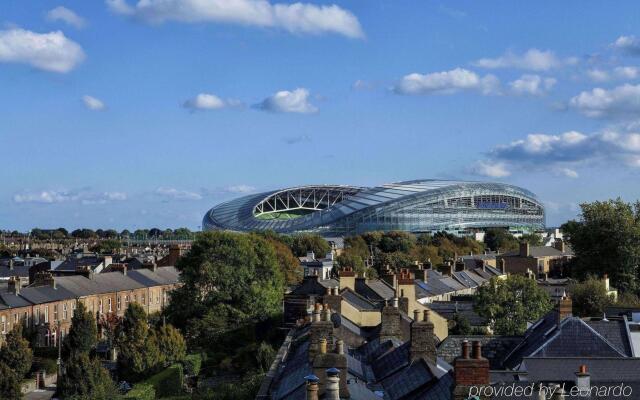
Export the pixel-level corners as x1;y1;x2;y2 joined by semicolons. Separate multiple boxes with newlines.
325;368;340;400
558;292;572;325
33;271;56;289
8;276;20;295
519;242;530;257
409;308;437;364
381;269;397;289
575;365;590;397
553;238;565;253
305;375;320;400
309;304;334;360
397;269;415;314
338;267;356;291
453;341;490;400
380;299;402;342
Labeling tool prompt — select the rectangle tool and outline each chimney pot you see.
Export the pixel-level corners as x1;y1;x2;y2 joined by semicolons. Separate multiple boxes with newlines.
319;338;327;354
472;341;482;359
413;309;421;322
336;340;344;355
423;309;430;322
462;340;470;359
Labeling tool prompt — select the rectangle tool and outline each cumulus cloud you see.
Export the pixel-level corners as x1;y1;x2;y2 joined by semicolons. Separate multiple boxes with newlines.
473;49;577;71
472;129;640;178
509;74;556;96
586;66;639;82
46;6;87;29
352;79;375;91
612;35;640;56
394;68;500;95
106;0;364;38
471;161;511;178
225;184;256;193
155;187;203;201
13;190;126;204
255;88;317;113
82;95;106;111
0;28;85;73
569;84;640;119
183;93;227;111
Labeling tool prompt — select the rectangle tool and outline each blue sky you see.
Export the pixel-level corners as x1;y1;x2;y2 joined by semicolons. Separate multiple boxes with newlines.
2;0;640;231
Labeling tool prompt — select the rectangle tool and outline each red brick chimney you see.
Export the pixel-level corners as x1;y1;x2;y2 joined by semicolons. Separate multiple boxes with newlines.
558;292;572;326
453;341;490;400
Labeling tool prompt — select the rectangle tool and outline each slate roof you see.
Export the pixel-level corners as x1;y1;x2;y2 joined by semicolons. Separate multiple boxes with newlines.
522;357;640;382
427;301;488;326
342;289;379;311
54;255;105;272
18;285;77;305
503;312;633;369
502;246;572;258
0;265;31;278
354;278;394;305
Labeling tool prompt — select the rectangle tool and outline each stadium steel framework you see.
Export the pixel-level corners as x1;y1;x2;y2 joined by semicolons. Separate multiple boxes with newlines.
202;180;545;236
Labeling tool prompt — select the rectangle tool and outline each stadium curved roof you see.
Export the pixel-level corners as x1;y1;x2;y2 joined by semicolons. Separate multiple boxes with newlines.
203;179;545;236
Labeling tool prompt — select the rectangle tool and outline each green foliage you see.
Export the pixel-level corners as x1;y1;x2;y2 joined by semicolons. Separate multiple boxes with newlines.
90;239;122;254
475;275;553;335
520;233;543;246
62;301;97;359
198;374;264;400
143;364;184;398
0;362;21;400
36;357;58;375
58;353;119;400
290;234;331;257
71;228;97;239
125;383;156;400
0;324;33;379
483;228;519;252
562;199;640;293
183;354;203;376
256;342;275;373
157;324;187;365
450;313;472;335
117;303;163;381
166;231;285;348
266;238;303;285
378;231;416;253
569;277;614;317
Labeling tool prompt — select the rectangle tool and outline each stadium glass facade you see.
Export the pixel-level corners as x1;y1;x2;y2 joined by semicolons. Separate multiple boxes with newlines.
202;180;545;236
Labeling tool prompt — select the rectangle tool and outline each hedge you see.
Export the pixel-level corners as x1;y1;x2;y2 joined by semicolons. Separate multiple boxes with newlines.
183;354;202;376
124;383;156;400
144;364;184;398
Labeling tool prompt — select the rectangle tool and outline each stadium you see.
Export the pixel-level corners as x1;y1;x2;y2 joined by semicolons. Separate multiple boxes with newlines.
202;180;545;237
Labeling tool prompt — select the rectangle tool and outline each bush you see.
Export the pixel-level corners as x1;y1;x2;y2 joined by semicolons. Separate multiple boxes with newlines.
35;357;58;375
183;354;202;377
125;383;156;400
144;364;184;398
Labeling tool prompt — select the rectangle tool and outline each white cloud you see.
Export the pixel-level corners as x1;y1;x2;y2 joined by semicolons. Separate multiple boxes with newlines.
183;93;231;111
225;184;256;193
472;160;511;178
352;79;374;91
473;49;576;71
155;187;203;201
82;95;106;111
557;168;579;178
612;35;640;55
472;129;640;178
46;6;87;29
394;68;500;95
509;74;556;96
614;66;640;80
106;0;364;38
0;28;85;73
586;69;610;82
569;84;640;119
256;88;317;113
13;190;126;204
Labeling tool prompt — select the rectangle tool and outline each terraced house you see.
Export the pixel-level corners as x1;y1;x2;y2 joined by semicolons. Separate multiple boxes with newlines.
0;266;180;347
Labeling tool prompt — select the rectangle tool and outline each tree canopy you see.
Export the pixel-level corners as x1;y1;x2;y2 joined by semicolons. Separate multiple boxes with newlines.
569;276;614;317
475;275;553;335
562;199;640;293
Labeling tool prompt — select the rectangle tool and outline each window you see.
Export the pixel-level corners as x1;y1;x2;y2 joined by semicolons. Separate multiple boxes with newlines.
99;299;103;314
108;298;112;312
13;314;18;324
54;305;58;321
44;306;49;323
1;316;5;334
24;312;29;326
63;303;68;320
142;294;145;305
35;308;40;325
134;295;137;303
156;293;160;304
117;296;121;311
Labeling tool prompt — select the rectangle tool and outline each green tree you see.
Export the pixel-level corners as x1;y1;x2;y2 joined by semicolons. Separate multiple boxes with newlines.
290;234;331;257
484;228;519;252
0;362;21;400
450;313;472;335
378;231;416;253
562;199;640;293
58;353;119;400
267;238;303;285
0;324;33;379
117;303;162;380
156;323;187;365
475;275;553;335
62;301;97;359
520;233;543;246
569;277;614;317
